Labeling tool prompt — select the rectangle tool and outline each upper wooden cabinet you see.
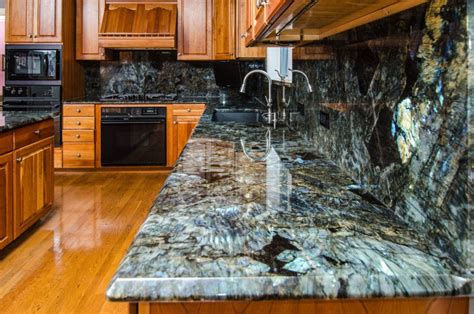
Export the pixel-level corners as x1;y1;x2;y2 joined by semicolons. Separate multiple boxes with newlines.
178;0;237;61
236;0;265;59
177;0;213;60
6;0;62;43
76;0;111;60
245;0;427;46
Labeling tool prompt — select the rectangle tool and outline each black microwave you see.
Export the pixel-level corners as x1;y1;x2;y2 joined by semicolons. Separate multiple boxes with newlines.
5;45;62;85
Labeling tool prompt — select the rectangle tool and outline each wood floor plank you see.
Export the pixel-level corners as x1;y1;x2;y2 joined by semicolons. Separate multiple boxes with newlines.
0;172;169;314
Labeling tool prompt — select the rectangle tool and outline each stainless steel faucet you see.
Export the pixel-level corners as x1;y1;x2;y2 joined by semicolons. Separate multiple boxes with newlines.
289;69;313;93
240;69;276;127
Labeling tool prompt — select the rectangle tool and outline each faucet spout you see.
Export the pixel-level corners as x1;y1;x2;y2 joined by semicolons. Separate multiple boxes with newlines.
239;69;273;106
289;69;313;93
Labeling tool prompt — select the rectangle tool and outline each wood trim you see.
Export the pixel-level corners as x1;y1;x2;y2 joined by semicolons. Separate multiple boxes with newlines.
166;105;175;167
0;152;13;250
95;105;102;168
0;131;14;155
137;297;470;314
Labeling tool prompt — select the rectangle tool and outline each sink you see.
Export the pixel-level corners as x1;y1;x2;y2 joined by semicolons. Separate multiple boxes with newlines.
211;110;264;123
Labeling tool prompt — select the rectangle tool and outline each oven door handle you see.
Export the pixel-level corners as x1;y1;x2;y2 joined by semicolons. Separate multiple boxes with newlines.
101;120;165;125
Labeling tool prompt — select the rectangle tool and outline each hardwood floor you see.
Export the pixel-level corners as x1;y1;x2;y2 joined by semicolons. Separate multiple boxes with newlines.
0;171;169;313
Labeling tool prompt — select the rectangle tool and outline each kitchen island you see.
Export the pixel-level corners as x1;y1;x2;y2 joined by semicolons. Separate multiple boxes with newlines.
106;105;472;313
0;111;55;250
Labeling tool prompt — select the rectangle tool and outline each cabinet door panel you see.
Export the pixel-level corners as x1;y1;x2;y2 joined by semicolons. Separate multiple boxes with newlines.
177;0;212;60
77;0;109;60
175;120;198;159
14;138;54;238
237;0;266;59
0;153;13;250
213;0;235;60
35;0;62;42
6;0;34;42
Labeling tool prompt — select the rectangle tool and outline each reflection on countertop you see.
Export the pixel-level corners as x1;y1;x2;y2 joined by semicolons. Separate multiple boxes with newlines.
0;111;56;133
106;104;472;302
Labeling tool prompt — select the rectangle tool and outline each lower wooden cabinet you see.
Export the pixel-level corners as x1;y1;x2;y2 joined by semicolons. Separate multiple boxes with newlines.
0;153;13;250
13;137;54;238
168;104;205;166
63;143;95;168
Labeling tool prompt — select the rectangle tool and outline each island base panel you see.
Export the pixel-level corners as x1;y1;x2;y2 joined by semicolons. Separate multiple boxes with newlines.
132;297;469;314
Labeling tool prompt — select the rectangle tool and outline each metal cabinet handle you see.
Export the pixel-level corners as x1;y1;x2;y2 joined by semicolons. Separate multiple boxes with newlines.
76;109;81;113
76;134;81;139
34;130;41;136
76;153;81;158
173;121;177;124
28;34;33;39
16;157;23;162
76;121;81;125
187;108;191;112
241;32;248;39
177;52;182;56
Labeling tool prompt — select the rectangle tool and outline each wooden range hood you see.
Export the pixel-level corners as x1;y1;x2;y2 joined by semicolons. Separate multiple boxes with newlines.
248;0;427;46
99;0;177;49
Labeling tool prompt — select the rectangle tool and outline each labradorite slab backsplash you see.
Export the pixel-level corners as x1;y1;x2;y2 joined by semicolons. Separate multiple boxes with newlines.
291;0;470;269
82;51;264;101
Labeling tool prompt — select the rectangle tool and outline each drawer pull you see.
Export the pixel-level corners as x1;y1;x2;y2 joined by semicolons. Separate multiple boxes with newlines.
16;157;23;162
187;108;191;112
76;121;81;125
173;121;177;124
34;130;41;136
76;134;81;139
76;153;81;158
76;109;81;113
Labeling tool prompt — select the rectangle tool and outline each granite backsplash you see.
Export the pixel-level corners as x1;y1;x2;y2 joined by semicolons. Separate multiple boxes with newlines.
291;0;470;270
82;51;264;101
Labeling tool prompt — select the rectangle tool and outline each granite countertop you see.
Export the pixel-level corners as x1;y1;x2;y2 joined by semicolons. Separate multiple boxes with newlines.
106;103;472;302
63;96;219;104
0;111;56;133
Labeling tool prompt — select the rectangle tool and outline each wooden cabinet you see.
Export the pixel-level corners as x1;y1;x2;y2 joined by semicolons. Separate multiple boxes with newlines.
13;137;54;238
0;153;13;250
76;0;111;60
177;0;213;60
62;104;96;169
6;0;62;43
0;120;55;250
168;104;205;166
237;0;266;59
177;0;236;61
244;0;427;46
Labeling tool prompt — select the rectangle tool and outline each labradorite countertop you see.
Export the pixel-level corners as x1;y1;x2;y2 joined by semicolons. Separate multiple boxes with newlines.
0;111;55;133
106;104;472;302
63;96;220;104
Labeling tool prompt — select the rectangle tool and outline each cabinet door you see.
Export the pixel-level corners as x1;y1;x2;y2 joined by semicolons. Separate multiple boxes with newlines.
237;0;265;59
13;137;54;239
175;119;198;159
76;0;110;60
0;153;13;250
177;0;212;60
34;0;62;42
213;0;236;60
6;0;34;43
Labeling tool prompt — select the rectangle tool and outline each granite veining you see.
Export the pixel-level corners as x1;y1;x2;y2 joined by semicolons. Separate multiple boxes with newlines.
0;111;55;133
106;105;472;301
290;0;471;271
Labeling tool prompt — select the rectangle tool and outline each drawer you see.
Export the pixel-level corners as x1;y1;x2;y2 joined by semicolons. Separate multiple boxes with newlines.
63;143;95;168
14;119;55;149
173;115;201;123
63;130;94;142
63;104;95;117
63;117;95;130
0;131;13;155
172;104;205;116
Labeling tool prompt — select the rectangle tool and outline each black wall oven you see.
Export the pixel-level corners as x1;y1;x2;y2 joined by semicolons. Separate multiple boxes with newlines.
3;86;62;146
5;45;62;85
101;107;167;166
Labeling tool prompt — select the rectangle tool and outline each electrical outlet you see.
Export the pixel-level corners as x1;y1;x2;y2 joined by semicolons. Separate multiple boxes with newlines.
320;111;330;129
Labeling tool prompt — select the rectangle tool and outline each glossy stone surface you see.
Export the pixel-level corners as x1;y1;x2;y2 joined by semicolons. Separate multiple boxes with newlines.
0;111;55;133
291;0;470;270
107;104;472;301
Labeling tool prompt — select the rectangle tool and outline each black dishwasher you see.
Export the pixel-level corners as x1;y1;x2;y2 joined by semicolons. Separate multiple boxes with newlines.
101;107;166;166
